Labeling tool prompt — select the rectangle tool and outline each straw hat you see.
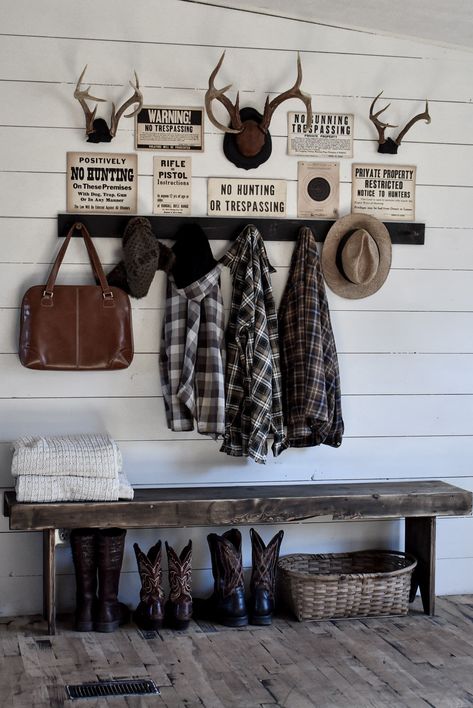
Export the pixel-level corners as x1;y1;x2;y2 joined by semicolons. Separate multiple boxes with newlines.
321;214;392;299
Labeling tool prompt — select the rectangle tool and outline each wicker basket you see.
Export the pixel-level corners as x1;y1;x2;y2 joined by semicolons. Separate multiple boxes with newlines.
277;550;417;621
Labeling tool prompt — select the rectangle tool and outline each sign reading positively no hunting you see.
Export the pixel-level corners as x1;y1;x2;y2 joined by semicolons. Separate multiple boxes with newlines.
67;152;137;213
208;178;286;217
288;112;354;158
352;164;416;221
135;106;204;151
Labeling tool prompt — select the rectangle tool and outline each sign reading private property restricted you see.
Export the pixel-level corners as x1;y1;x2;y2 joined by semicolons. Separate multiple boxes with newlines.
67;153;137;213
288;112;354;158
207;178;286;217
135;106;204;150
352;164;416;221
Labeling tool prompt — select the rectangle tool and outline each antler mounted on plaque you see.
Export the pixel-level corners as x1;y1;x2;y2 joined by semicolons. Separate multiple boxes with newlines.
205;52;313;169
74;66;143;143
369;91;431;154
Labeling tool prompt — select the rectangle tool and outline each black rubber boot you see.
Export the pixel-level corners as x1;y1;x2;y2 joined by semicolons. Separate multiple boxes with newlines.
248;528;284;626
70;528;98;632
94;528;128;633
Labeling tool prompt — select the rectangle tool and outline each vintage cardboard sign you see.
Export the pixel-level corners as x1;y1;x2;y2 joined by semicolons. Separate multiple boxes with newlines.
67;152;137;214
352;164;416;221
135;106;204;151
208;178;286;217
297;162;339;218
288;112;354;158
153;157;192;215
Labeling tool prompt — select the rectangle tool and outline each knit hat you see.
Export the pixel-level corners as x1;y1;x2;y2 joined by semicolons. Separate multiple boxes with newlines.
106;217;175;298
321;213;392;299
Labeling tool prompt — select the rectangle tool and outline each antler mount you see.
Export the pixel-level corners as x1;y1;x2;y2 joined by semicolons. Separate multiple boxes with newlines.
369;91;431;154
74;66;143;143
205;52;313;168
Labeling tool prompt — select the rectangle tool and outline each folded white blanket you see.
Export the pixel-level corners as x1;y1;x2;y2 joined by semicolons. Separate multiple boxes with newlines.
15;472;134;503
11;434;122;479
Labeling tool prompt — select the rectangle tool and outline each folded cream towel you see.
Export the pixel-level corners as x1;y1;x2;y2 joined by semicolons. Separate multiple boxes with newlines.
11;434;122;479
15;471;134;503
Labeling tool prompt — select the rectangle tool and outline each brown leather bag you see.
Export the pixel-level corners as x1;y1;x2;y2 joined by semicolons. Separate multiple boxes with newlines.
19;222;134;370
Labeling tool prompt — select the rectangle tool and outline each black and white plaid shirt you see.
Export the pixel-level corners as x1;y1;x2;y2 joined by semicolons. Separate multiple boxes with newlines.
220;225;287;464
160;264;225;437
278;227;344;448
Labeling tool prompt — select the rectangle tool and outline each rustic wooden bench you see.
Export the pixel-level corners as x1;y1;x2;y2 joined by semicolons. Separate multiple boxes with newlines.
4;480;472;635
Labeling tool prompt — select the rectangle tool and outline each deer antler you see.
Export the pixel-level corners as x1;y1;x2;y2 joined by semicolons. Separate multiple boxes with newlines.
74;65;107;135
260;53;313;133
369;91;398;145
395;100;431;146
205;52;243;134
109;71;143;138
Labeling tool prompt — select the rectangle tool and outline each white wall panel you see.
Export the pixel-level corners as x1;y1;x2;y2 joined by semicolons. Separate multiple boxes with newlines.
0;0;472;617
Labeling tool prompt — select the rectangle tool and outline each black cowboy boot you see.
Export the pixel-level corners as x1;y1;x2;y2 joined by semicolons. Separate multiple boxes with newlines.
165;540;193;630
133;540;165;631
248;528;284;625
195;529;248;627
94;528;128;632
70;528;98;632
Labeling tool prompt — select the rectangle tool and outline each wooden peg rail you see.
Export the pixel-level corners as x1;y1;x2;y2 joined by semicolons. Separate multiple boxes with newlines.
57;214;425;244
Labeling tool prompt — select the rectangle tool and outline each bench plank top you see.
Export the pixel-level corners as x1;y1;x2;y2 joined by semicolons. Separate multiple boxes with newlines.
3;481;472;530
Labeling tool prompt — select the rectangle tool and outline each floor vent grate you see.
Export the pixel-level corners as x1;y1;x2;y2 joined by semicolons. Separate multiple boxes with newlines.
65;678;159;700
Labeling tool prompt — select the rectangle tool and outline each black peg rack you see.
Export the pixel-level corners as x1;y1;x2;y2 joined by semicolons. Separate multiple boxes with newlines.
57;214;425;244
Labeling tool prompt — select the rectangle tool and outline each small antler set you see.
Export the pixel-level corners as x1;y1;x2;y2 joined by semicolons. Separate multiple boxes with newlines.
369;91;431;154
205;52;313;169
74;66;143;143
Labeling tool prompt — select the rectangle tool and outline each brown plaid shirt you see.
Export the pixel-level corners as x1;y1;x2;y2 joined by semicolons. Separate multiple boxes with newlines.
160;264;225;437
220;225;287;464
278;227;344;448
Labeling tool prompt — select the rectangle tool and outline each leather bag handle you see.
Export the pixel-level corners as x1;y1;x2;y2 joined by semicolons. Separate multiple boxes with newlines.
44;222;112;298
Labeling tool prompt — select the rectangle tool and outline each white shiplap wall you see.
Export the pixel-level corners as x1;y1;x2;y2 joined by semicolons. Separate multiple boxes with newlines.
1;0;473;616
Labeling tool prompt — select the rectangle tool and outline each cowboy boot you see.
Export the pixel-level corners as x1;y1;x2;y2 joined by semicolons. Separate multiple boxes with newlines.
165;540;193;630
70;528;98;632
133;540;165;631
195;529;248;627
248;528;284;625
94;528;128;633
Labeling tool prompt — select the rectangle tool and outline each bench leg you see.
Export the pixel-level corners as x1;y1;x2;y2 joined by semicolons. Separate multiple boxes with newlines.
405;516;436;616
43;529;56;635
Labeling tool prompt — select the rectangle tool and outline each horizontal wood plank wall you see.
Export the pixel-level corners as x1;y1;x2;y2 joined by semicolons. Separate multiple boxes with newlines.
1;0;472;613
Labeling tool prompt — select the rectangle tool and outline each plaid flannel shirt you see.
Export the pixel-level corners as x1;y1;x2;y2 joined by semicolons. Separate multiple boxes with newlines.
220;225;287;464
160;264;225;436
278;226;344;447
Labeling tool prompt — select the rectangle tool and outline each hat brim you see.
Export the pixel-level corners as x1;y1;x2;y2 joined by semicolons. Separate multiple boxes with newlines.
321;214;392;299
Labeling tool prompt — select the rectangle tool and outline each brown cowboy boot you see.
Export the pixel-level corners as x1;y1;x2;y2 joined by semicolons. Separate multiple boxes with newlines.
133;540;165;631
70;528;98;632
248;528;284;625
195;529;248;627
94;528;128;633
165;540;193;630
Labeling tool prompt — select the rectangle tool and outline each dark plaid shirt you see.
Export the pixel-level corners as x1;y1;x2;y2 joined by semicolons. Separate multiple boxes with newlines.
220;225;287;464
160;264;225;437
278;227;344;448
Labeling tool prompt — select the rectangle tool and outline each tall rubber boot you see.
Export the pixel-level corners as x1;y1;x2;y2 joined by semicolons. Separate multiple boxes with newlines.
248;528;284;625
133;540;165;631
165;540;193;630
94;528;128;633
70;528;98;632
195;529;248;627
